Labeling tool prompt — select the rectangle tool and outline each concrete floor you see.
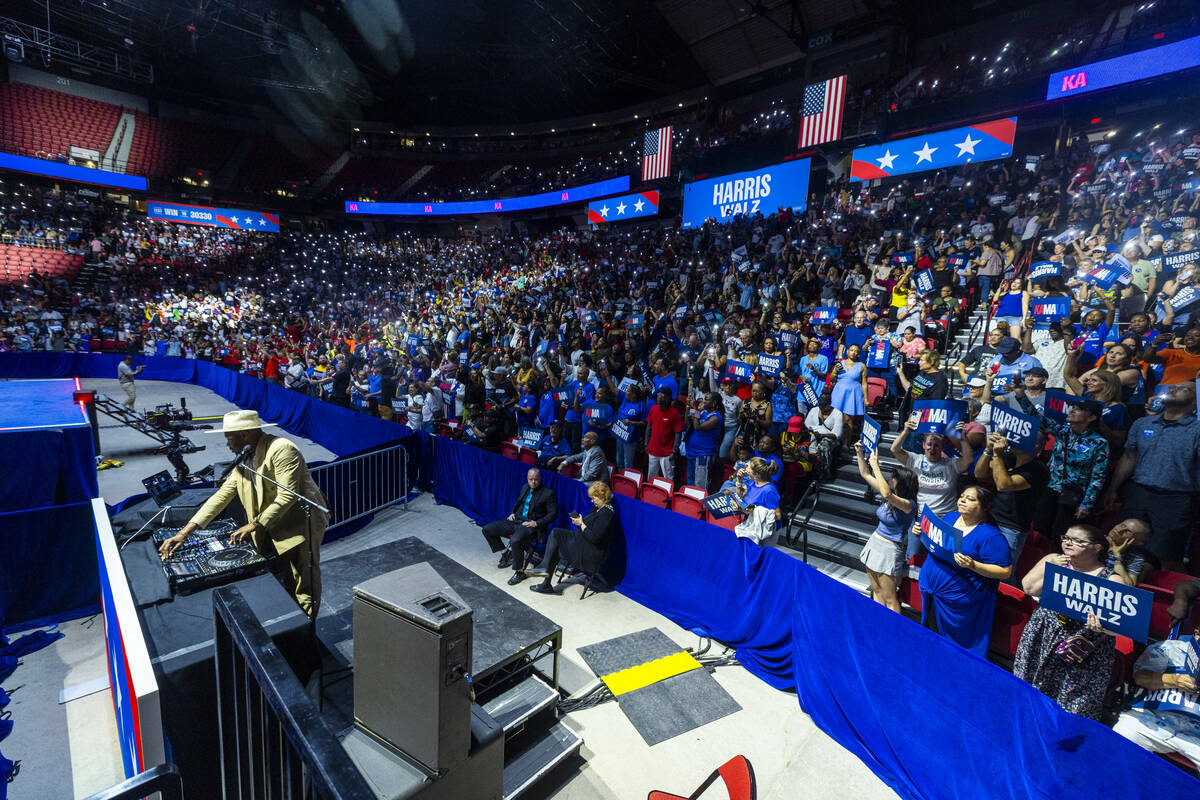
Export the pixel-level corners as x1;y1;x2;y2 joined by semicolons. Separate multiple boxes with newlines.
328;498;897;800
6;377;896;800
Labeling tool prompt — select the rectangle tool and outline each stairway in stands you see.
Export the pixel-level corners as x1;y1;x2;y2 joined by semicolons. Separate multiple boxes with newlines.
782;301;992;593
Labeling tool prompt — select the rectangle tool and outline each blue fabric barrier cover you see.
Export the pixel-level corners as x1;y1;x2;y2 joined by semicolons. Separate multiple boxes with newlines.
0;353;409;457
430;436;1199;800
0;427;97;513
0;502;100;628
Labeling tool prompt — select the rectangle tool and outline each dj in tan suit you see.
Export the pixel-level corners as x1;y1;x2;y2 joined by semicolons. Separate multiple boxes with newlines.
159;410;329;617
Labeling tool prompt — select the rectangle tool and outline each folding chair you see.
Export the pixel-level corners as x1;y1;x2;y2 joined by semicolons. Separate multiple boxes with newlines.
648;754;756;800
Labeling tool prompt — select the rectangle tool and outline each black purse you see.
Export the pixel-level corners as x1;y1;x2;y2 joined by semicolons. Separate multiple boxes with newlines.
1057;483;1085;508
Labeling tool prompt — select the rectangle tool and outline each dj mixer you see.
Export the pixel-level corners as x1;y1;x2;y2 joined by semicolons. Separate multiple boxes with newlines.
154;519;273;594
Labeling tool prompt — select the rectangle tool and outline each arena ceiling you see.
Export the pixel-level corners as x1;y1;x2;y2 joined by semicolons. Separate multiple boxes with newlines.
6;0;1039;129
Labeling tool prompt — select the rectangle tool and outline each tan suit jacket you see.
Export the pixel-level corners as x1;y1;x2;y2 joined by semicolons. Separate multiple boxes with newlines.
189;434;328;556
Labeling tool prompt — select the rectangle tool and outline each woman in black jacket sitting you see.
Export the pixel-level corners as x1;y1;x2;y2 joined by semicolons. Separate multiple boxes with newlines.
530;482;618;594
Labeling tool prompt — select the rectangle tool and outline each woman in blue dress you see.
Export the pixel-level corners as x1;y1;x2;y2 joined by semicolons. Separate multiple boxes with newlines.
830;343;868;446
918;485;1013;657
990;276;1029;331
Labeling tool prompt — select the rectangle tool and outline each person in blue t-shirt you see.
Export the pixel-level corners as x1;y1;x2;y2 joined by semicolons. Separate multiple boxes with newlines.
840;310;874;356
537;421;572;467
516;380;538;428
615;384;649;471
685;392;723;492
798;338;831;402
651;358;680;401
537;385;559;429
564;364;597;451
1069;289;1117;370
582;385;615;443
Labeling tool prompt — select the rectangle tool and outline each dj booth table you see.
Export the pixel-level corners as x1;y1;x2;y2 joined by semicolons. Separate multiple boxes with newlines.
117;521;310;800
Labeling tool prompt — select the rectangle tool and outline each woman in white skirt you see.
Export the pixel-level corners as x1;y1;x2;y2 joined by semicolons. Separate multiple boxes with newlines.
854;444;919;613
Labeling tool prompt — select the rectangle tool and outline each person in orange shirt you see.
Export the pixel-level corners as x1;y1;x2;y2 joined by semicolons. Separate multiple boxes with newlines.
1143;326;1200;385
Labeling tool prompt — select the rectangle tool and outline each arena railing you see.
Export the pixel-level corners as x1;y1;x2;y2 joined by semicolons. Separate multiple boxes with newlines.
309;440;410;531
81;764;183;800
213;585;374;800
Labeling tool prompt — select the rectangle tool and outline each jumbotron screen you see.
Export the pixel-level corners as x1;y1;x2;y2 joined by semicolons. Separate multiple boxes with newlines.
1046;33;1200;101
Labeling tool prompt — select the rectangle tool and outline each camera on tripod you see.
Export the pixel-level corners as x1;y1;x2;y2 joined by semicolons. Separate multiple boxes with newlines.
148;397;196;431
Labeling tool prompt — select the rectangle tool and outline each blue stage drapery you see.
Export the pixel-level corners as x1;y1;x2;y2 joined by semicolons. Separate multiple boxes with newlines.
0;502;100;629
429;436;1199;800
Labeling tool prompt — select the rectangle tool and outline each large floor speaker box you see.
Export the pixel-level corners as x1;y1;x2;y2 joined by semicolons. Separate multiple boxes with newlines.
353;562;473;774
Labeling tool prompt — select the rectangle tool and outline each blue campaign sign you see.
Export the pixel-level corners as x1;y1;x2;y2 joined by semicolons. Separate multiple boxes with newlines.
1043;388;1072;423
914;269;936;294
1083;266;1121;290
812;306;838;324
147;201;280;232
946;253;968;270
406;334;422;350
799;380;820;407
703;493;744;519
0;150;148;191
681;158;811;228
861;414;882;455
628;313;645;328
1031;297;1072;322
1153;249;1200;276
865;339;892;369
988;402;1040;453
674;304;689;320
612;420;633;443
726;360;755;382
390;396;409;414
757;352;784;377
917;506;963;562
551;386;574;405
517;426;545;450
912;399;967;436
850;117;1016;182
891;251;915;267
1046;32;1200;100
346;175;629;216
1040;563;1154;642
775;329;801;350
1029;261;1062;281
587;190;659;223
1169;285;1200;312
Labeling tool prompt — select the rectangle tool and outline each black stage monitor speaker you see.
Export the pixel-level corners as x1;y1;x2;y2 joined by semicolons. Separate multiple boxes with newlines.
353;562;473;774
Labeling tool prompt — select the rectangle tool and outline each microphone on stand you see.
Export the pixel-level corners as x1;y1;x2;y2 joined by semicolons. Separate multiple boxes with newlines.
221;444;254;481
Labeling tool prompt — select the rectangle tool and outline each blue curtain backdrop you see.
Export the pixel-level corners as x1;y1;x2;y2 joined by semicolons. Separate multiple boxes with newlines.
430;436;1199;800
0;502;99;629
0;353;409;456
0;427;97;513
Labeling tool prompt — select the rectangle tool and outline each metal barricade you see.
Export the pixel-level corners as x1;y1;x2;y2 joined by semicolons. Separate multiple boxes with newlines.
213;586;373;800
310;441;410;531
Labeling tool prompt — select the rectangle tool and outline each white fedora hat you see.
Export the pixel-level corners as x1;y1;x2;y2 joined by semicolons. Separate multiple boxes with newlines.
206;409;277;434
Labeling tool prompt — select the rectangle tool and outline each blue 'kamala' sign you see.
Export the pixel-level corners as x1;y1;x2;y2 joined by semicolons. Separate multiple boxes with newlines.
1041;563;1153;642
917;506;963;562
912;399;967;436
726;360;754;381
812;307;838;324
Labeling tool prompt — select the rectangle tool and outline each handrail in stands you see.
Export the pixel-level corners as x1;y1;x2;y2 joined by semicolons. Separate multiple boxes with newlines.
80;763;184;800
785;480;822;560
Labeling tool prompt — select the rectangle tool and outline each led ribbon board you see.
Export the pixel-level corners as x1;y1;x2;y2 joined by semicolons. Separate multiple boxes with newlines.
344;175;630;216
147;201;280;231
0;151;148;191
1047;33;1200;101
850;118;1017;182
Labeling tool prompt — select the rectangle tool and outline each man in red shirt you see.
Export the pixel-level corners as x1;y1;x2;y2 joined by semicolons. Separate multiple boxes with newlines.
645;388;684;483
263;349;282;386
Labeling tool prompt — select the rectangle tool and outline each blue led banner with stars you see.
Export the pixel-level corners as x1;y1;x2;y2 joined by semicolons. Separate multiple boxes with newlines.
850;118;1017;182
147;201;280;232
345;175;630;216
587;190;659;224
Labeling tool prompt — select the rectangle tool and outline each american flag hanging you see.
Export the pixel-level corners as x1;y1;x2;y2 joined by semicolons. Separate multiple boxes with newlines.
641;125;672;182
797;75;847;149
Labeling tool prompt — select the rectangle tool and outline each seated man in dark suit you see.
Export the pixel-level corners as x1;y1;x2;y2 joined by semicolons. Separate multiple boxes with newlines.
482;467;558;585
